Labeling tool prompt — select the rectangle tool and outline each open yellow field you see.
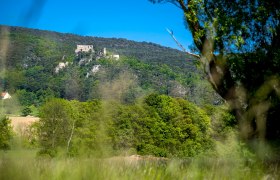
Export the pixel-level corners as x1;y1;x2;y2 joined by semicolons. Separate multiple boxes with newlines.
9;116;39;134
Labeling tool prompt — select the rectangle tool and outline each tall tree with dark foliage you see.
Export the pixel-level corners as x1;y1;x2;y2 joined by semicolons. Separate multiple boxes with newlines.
150;0;280;142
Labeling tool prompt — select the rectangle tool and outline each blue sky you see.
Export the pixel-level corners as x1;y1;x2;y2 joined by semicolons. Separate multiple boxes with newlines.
0;0;193;50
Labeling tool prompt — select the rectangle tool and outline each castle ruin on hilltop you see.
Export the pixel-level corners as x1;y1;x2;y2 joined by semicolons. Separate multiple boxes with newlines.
55;45;120;75
75;45;119;60
75;45;94;54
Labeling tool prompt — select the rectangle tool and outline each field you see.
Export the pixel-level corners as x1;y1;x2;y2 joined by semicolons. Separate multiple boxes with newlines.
1;116;279;179
0;149;275;180
9;116;39;134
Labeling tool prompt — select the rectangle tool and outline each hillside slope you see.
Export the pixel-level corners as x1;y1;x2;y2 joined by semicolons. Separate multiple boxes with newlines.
0;25;219;111
2;25;196;69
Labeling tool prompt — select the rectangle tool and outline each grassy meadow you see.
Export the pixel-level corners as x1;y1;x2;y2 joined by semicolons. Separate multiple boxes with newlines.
1;135;279;180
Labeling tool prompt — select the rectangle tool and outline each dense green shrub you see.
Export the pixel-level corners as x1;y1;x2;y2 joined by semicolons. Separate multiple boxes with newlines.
37;95;213;158
0;116;13;150
21;106;32;116
110;94;213;157
38;99;103;156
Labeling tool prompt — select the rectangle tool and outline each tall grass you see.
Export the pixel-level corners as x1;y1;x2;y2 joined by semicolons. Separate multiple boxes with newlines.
1;119;279;180
0;147;278;180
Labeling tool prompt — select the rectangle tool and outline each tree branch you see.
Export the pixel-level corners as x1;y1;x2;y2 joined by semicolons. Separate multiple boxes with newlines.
67;120;75;153
166;28;200;58
177;0;206;52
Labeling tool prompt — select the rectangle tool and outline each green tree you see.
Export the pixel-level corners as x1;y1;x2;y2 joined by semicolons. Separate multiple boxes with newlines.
144;94;212;156
38;98;102;157
21;106;32;117
110;94;213;157
0;97;21;115
16;89;37;107
4;70;25;93
0;116;12;150
23;66;48;92
38;99;73;156
68;100;103;156
150;0;280;141
109;104;136;153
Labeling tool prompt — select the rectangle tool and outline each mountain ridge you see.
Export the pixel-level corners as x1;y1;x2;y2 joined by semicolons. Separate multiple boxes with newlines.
2;24;184;51
0;25;197;70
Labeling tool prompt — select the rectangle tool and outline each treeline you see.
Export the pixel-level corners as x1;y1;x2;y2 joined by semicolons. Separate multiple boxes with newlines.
16;94;234;158
1;55;219;116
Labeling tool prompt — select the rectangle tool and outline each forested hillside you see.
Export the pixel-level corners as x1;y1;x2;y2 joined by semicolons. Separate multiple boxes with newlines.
0;25;235;159
0;25;219;115
3;25;196;68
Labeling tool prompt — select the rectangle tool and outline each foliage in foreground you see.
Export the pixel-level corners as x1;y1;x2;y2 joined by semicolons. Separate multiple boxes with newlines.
37;94;213;158
150;0;280;142
0;147;278;180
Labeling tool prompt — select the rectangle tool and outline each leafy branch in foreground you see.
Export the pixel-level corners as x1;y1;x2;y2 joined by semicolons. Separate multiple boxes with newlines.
150;0;280;143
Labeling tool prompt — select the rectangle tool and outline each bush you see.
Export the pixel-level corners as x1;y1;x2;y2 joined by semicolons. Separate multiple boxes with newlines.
110;94;213;157
0;116;13;150
21;106;32;116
